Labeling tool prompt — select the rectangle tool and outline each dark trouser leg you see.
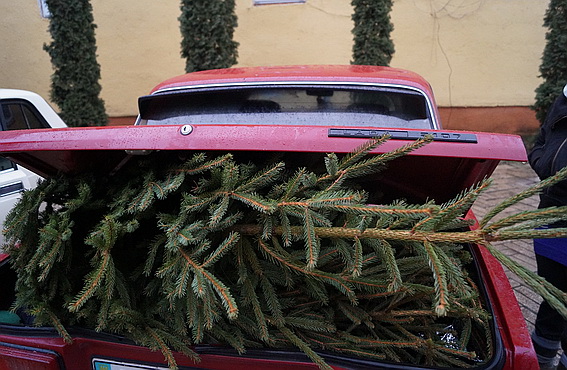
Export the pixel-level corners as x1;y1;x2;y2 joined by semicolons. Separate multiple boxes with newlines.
532;254;567;368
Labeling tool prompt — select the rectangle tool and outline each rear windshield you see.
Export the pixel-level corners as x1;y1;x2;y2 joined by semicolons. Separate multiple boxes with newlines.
138;85;434;129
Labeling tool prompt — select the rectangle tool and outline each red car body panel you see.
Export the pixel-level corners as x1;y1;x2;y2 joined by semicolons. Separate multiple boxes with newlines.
151;65;435;94
0;65;537;369
0;123;523;161
0;335;331;370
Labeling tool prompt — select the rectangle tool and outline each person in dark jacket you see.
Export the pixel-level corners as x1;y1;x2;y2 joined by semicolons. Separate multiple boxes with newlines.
528;84;567;370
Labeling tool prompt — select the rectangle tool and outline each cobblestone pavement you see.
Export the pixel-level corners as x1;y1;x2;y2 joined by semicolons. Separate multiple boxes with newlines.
471;160;541;333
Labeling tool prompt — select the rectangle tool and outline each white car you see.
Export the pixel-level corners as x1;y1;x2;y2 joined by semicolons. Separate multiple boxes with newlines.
0;89;66;245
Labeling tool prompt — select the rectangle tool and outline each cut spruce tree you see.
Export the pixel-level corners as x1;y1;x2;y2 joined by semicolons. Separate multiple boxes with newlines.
4;136;567;369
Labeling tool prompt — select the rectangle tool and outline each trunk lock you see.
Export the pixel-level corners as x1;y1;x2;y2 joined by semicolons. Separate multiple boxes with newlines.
180;125;193;136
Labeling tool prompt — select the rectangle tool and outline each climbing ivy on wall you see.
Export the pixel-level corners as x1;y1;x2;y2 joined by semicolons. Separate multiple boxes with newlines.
533;0;567;124
179;0;239;73
43;0;108;127
351;0;395;66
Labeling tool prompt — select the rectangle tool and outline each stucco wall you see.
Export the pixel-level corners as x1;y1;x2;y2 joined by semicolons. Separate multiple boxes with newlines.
0;2;53;104
0;0;549;120
391;0;548;107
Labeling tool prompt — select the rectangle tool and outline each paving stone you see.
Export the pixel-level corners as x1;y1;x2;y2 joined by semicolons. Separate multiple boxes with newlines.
516;285;544;306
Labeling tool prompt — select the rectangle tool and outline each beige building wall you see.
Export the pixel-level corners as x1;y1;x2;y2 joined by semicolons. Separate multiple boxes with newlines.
0;0;549;126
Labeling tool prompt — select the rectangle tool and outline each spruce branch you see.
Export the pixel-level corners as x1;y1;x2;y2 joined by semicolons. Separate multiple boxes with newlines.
480;165;567;228
176;153;233;176
413;178;491;232
256;238;357;303
179;247;239;320
421;240;449;316
278;325;333;370
369;239;402;291
338;134;391;170
482;242;567;318
68;249;113;312
235;162;285;193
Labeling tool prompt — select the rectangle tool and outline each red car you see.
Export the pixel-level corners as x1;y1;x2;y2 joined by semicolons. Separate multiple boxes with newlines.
0;65;536;369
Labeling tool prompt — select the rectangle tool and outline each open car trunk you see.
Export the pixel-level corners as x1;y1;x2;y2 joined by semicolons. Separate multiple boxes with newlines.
0;125;535;369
